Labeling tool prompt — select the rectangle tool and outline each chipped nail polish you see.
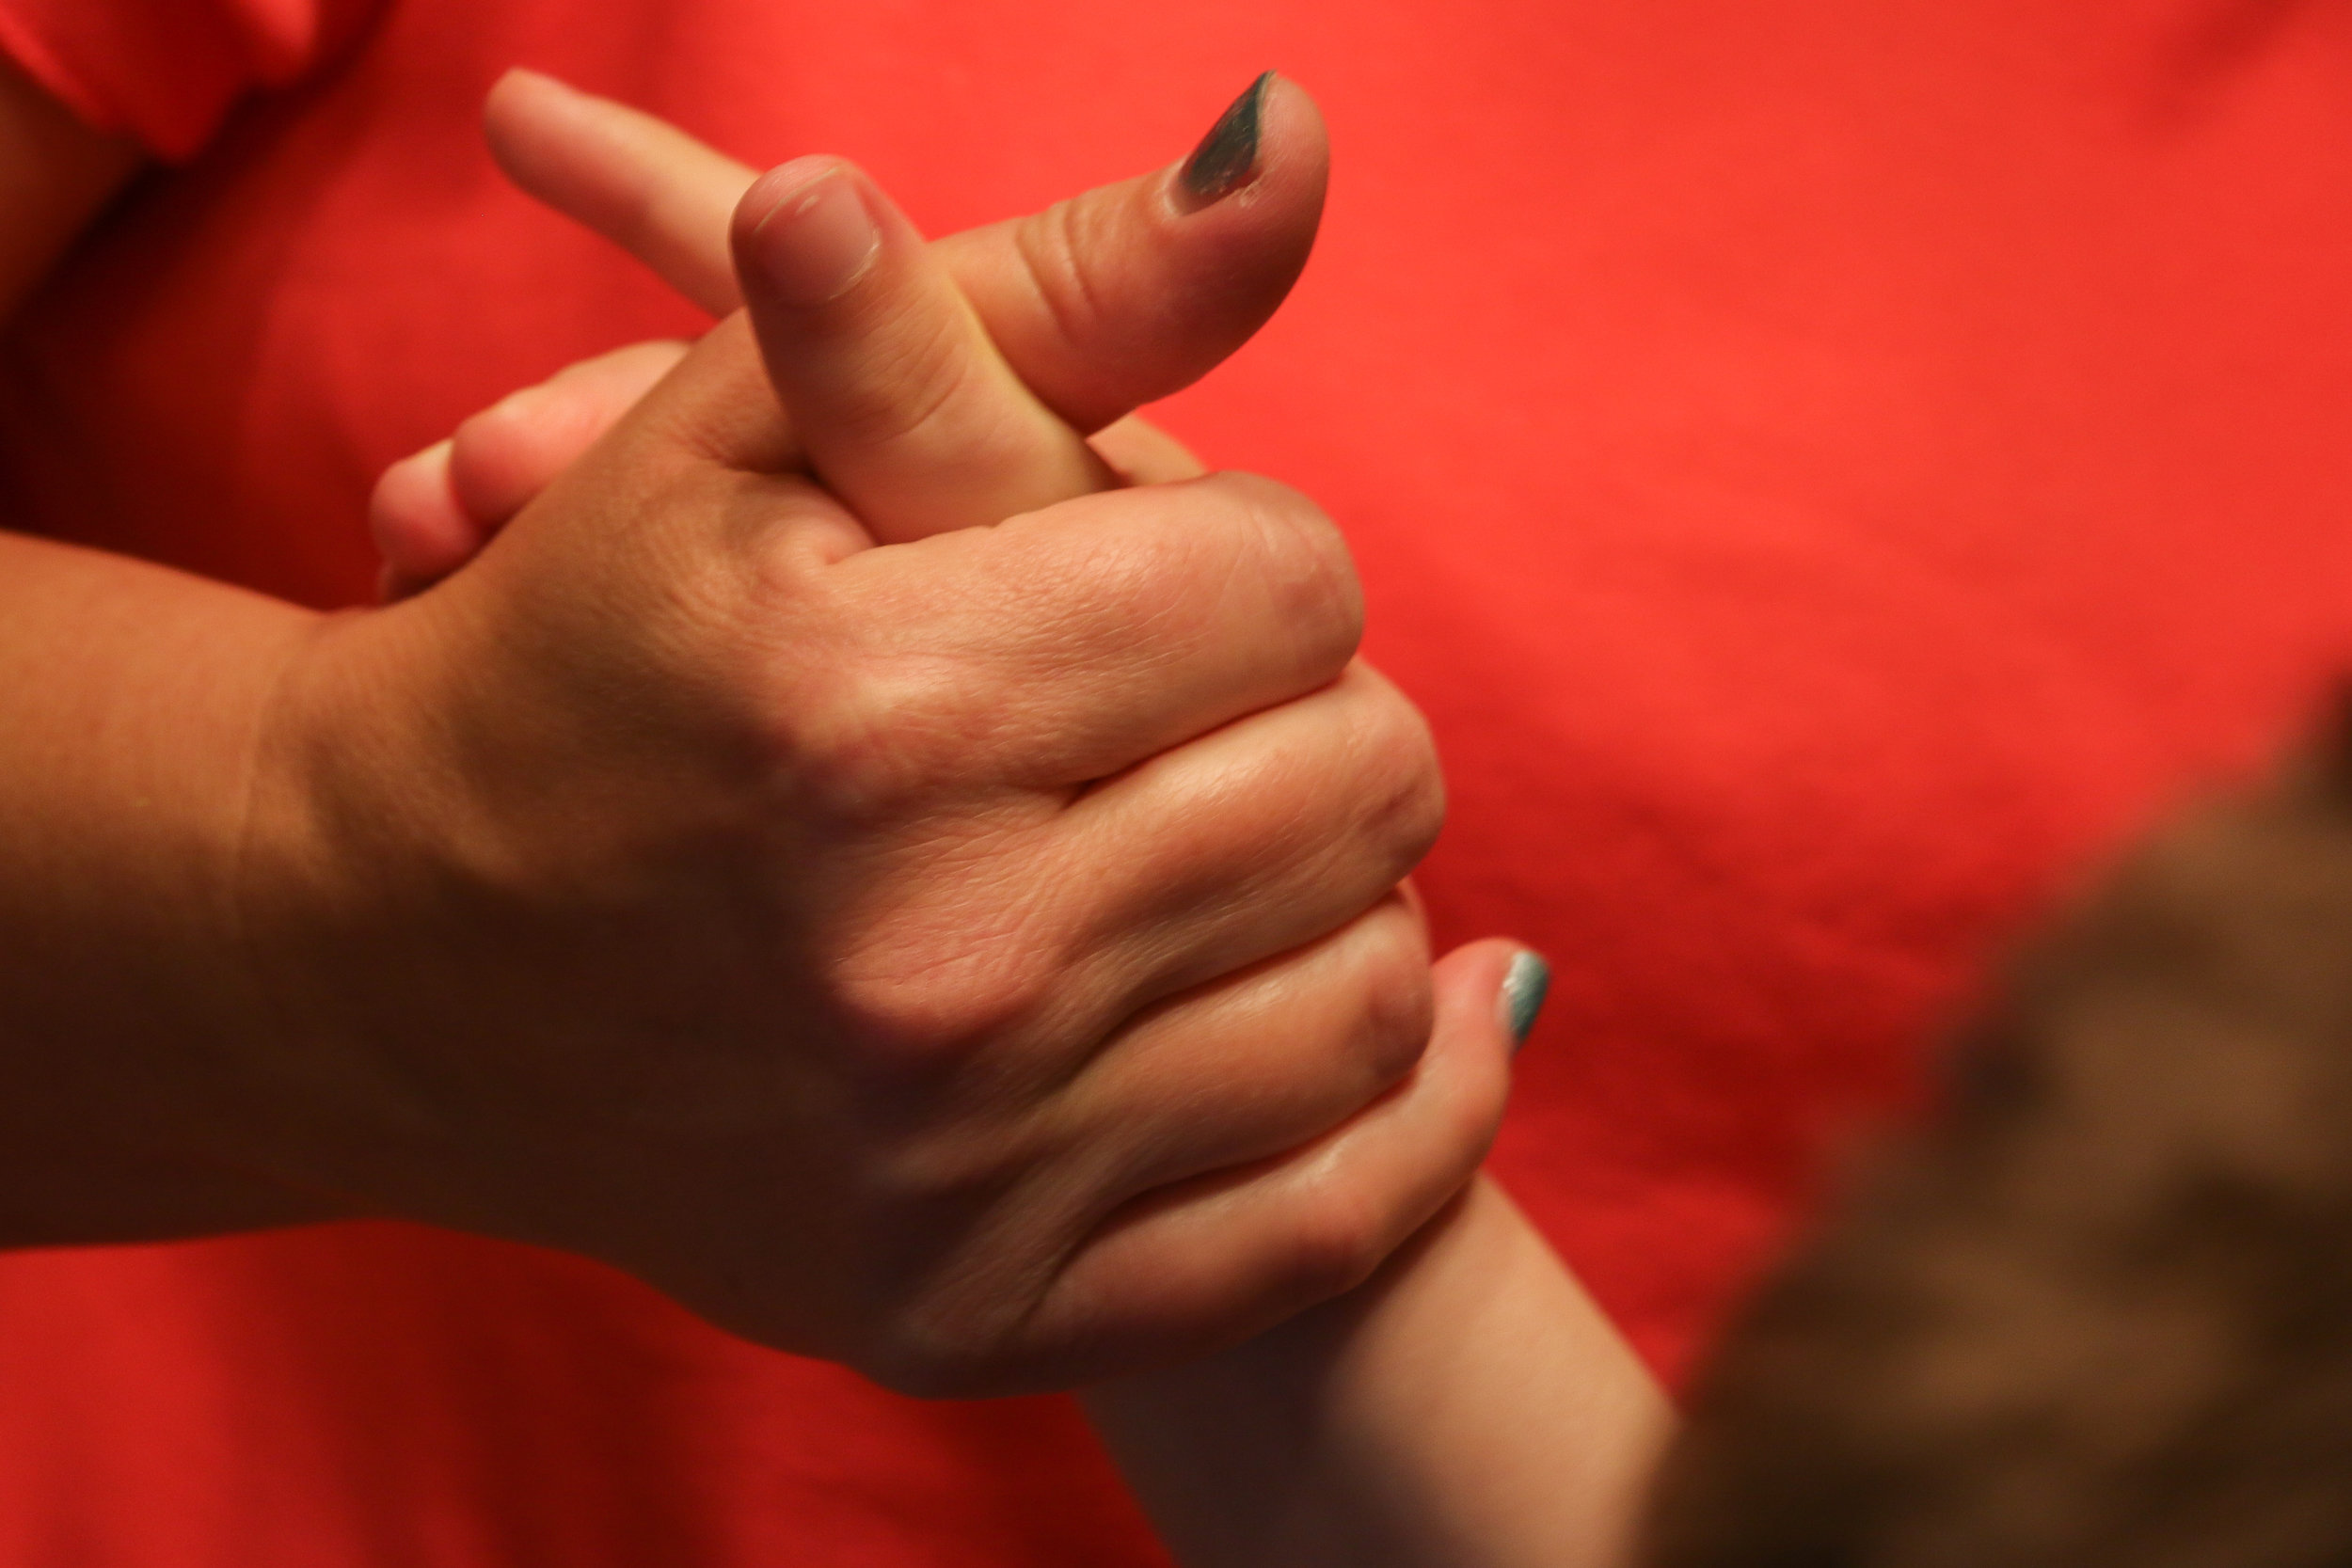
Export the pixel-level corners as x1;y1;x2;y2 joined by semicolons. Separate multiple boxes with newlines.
1175;71;1275;212
1501;951;1550;1052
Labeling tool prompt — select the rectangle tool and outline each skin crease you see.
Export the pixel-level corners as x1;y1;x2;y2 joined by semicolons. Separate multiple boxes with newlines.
376;50;2352;1568
380;77;1676;1566
0;42;1668;1562
0;54;1524;1405
376;69;1334;590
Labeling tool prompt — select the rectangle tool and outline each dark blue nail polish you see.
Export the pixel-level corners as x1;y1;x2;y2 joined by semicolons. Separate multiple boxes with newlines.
1176;71;1275;211
1502;951;1550;1052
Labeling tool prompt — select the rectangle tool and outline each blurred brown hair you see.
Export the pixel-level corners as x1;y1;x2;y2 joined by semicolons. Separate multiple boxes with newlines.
1643;696;2352;1568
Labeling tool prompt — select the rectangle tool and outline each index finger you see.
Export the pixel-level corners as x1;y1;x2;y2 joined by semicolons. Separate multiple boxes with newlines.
487;70;750;315
483;71;1325;433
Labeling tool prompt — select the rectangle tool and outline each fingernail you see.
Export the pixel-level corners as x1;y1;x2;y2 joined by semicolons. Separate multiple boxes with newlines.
745;159;881;307
1175;71;1275;212
1500;951;1550;1053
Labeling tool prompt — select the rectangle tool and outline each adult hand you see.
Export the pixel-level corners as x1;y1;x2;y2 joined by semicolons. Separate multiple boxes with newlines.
227;81;1518;1398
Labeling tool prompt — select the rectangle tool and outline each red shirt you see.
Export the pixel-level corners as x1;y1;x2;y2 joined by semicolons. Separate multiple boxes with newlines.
5;1;2352;1562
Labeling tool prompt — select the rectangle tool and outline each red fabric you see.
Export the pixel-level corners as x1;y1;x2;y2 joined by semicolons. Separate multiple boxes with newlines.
6;0;2352;1562
0;0;377;159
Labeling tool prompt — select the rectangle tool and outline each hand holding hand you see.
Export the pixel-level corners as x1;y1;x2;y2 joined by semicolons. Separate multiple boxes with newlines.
225;79;1522;1396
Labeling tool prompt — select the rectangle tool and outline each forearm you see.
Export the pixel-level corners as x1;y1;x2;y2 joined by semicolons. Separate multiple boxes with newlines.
0;528;335;1244
1084;1176;1673;1568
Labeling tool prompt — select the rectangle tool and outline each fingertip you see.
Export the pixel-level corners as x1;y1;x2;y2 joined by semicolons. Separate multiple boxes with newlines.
1501;950;1551;1053
368;439;480;591
484;66;531;119
488;65;562;103
1431;937;1546;1060
1087;414;1207;485
1170;71;1273;214
484;65;580;152
938;78;1329;435
485;71;571;198
1162;71;1327;224
732;157;884;310
1260;72;1330;186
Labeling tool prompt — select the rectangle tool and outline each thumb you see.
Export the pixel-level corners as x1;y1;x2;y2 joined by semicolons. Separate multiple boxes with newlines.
485;70;1327;437
938;71;1327;434
727;155;1115;541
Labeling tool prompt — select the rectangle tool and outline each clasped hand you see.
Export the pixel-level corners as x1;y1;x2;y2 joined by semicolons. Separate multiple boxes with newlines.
218;73;1520;1396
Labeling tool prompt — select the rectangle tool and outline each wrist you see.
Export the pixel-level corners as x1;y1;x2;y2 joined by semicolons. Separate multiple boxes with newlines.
1083;1179;1672;1568
0;538;352;1242
210;599;490;1230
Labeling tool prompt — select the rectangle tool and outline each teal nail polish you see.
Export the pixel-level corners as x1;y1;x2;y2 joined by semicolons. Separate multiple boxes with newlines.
1502;951;1549;1051
1176;71;1275;211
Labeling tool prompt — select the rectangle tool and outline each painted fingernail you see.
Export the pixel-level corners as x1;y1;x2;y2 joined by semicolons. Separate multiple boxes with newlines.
1176;71;1275;212
745;158;881;308
1501;951;1550;1053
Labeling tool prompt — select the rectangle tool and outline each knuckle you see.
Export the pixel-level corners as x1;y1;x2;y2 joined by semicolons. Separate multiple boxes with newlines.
1222;473;1364;667
827;934;1058;1071
1354;924;1438;1088
770;653;982;824
1344;680;1447;872
825;308;996;459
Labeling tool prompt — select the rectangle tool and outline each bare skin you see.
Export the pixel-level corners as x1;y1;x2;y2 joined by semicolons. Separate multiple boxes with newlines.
0;65;1518;1398
395;79;1675;1563
0;53;328;1243
1087;1179;1672;1568
375;71;1319;592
